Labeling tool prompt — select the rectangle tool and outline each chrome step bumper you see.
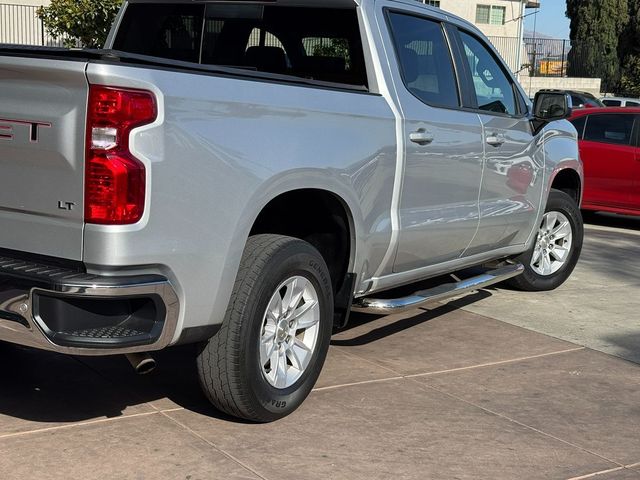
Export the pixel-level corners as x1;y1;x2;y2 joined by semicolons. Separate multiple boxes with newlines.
0;251;179;356
352;264;524;315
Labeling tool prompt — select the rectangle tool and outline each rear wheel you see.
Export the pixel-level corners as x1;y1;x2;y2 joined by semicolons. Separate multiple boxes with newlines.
197;234;333;422
507;190;583;291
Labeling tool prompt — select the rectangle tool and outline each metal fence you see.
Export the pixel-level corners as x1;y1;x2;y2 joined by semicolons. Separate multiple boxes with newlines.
488;36;577;78
523;37;572;77
0;3;67;47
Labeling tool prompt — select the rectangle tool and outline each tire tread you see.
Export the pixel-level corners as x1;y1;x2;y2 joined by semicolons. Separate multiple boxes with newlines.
197;234;305;421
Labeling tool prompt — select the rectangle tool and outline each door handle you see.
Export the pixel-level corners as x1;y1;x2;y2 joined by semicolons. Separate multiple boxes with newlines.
410;129;434;146
486;133;506;147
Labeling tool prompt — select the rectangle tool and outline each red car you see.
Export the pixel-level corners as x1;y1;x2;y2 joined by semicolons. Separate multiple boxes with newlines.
569;107;640;216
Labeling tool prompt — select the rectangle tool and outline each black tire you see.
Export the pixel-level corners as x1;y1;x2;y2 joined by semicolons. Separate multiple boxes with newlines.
507;189;583;291
197;234;334;422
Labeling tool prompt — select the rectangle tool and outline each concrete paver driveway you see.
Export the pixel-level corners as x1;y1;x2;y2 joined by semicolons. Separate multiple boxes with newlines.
0;214;638;480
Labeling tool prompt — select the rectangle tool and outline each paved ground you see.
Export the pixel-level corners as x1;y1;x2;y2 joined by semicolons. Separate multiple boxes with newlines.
461;212;640;364
0;214;639;480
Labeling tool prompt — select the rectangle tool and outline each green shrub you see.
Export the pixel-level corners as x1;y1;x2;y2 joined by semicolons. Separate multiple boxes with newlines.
37;0;123;48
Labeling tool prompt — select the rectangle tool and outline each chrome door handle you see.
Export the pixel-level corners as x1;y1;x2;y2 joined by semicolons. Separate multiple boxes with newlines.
410;129;434;146
486;133;506;147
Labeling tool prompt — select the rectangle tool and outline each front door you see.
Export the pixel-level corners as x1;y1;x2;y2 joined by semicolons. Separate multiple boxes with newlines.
454;28;542;255
384;10;484;272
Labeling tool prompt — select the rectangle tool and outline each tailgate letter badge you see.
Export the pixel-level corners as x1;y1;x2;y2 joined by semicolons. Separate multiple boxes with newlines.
58;201;76;211
0;118;51;143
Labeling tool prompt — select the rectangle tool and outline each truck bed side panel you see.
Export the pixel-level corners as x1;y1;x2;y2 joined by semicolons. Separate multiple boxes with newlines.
82;63;397;339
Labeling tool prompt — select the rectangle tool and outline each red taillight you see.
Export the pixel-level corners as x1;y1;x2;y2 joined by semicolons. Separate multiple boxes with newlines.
85;86;157;225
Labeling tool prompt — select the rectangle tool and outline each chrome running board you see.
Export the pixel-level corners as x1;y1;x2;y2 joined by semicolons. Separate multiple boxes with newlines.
352;264;524;315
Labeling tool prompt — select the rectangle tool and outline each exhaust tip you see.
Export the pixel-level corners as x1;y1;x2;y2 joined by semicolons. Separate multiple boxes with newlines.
126;353;156;375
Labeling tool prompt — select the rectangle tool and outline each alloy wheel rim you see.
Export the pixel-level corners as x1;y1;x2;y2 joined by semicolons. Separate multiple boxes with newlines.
259;276;320;389
531;211;573;276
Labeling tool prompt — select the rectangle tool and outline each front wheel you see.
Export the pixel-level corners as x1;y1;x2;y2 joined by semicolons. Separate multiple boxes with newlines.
197;234;334;422
507;189;584;291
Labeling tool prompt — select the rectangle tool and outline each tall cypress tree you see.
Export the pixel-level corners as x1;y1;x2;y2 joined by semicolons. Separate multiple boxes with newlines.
619;0;640;95
566;0;629;91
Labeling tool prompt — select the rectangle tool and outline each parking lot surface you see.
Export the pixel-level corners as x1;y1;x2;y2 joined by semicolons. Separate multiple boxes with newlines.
0;214;638;480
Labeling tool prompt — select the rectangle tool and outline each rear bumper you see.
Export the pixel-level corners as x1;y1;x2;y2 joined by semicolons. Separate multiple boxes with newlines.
0;252;179;356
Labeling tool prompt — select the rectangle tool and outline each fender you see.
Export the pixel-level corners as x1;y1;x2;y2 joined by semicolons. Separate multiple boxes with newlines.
524;120;583;250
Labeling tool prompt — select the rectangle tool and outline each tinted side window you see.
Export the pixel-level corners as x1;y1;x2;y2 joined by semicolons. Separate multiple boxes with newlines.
570;116;587;139
602;99;622;107
584;97;604;107
114;5;367;87
113;4;204;63
627;101;640;107
459;31;517;115
571;95;585;108
584;114;635;146
387;12;459;108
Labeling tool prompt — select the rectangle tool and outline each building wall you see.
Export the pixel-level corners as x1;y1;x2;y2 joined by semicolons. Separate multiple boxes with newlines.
3;0;49;5
433;0;527;38
0;1;59;46
521;77;603;97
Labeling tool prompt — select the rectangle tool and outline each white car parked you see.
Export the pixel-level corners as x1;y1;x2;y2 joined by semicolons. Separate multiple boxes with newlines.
601;96;640;107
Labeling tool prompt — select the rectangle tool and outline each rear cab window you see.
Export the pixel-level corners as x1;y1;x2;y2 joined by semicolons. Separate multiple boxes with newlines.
112;3;368;89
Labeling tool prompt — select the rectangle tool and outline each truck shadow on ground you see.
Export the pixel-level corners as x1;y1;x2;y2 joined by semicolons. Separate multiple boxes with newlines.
331;291;491;347
0;292;493;426
0;342;247;425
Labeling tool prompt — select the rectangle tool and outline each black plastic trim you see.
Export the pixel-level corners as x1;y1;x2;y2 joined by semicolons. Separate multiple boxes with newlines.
0;250;169;292
0;311;29;329
176;325;222;345
333;272;357;330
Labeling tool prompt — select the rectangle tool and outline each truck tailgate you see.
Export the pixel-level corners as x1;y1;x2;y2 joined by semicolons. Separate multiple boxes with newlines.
0;56;88;260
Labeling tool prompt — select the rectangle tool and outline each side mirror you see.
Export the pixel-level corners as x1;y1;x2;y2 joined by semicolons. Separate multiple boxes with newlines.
531;91;572;134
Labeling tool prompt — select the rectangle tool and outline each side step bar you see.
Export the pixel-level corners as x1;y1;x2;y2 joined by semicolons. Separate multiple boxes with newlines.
352;264;524;315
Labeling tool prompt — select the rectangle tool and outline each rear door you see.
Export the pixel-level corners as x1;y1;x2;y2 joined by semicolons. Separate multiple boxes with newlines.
580;113;637;209
0;56;88;260
382;7;484;272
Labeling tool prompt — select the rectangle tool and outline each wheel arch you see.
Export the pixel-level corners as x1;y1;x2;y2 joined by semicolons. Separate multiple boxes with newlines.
550;167;582;205
249;188;357;294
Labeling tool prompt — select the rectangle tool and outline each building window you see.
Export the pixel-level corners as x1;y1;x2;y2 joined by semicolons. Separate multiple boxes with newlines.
423;0;441;6
476;5;506;25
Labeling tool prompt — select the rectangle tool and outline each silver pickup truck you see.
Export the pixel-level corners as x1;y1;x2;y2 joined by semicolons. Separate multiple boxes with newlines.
0;0;583;422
